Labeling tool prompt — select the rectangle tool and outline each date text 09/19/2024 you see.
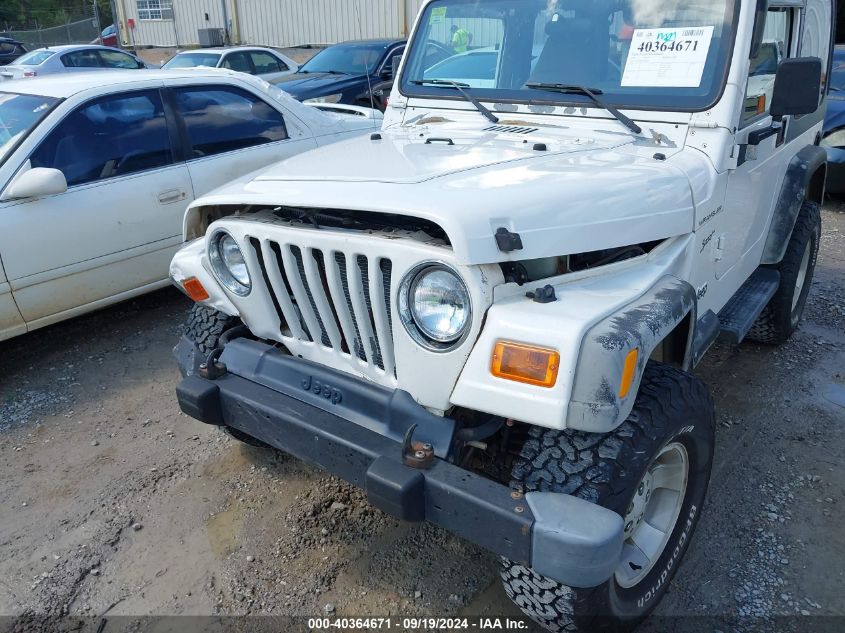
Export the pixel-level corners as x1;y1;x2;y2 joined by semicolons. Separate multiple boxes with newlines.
307;617;529;630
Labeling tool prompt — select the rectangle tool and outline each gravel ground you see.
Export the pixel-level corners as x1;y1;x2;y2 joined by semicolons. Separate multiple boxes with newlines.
0;202;843;632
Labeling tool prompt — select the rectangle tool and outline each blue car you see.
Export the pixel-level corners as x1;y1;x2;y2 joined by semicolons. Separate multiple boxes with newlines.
273;39;406;111
822;45;845;195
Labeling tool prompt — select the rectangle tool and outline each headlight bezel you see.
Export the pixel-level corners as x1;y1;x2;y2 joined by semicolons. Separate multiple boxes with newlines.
398;262;472;352
208;230;251;297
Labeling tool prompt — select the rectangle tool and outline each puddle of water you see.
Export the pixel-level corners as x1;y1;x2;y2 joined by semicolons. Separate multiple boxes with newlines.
823;382;845;409
206;505;243;559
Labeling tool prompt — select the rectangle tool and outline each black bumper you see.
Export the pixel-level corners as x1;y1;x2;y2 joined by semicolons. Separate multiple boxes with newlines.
176;338;624;587
178;339;533;564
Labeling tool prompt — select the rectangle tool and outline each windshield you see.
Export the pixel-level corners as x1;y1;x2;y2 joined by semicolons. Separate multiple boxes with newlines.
0;92;59;166
14;50;56;66
163;52;222;69
401;0;738;111
299;43;388;75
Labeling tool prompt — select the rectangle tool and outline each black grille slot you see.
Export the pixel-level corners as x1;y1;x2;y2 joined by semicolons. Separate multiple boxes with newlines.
291;245;330;347
335;253;366;362
268;241;312;342
358;255;384;370
248;238;288;336
313;249;349;354
380;259;393;338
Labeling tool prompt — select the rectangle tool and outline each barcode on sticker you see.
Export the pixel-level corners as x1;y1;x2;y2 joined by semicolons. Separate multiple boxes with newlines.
682;29;705;36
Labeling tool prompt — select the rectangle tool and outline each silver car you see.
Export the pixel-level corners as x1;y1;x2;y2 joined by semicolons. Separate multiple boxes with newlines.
0;45;147;81
162;47;298;82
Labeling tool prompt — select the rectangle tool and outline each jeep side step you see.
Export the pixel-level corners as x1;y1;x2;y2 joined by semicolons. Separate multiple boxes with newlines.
718;268;781;344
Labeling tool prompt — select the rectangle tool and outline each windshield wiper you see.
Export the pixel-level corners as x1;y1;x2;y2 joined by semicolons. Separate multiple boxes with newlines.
525;83;642;135
410;79;499;124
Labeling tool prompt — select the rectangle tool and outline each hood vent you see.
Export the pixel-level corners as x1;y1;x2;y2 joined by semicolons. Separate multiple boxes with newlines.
484;125;539;135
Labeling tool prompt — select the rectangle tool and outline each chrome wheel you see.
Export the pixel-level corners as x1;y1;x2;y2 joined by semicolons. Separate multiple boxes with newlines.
791;240;812;313
615;442;689;588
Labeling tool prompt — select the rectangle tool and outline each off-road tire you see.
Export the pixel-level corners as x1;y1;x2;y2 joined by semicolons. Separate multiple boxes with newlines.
747;200;821;344
184;305;269;449
185;304;239;357
501;362;715;632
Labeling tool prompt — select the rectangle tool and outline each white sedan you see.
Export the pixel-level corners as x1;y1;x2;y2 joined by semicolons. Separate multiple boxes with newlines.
0;45;149;81
0;69;381;341
162;47;298;82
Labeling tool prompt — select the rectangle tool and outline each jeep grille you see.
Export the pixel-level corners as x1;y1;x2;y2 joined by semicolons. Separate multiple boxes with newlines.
249;238;395;375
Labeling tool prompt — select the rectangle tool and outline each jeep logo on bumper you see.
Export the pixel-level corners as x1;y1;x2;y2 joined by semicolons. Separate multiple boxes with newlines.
301;375;343;405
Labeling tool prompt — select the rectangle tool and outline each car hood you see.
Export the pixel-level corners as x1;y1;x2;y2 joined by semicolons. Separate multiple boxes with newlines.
196;124;696;265
275;72;366;98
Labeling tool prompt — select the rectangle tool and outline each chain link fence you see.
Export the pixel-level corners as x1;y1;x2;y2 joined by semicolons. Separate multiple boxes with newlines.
2;18;101;50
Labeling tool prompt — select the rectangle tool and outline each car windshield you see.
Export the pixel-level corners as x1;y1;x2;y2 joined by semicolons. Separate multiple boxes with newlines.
299;43;387;75
163;52;222;69
13;50;56;66
401;0;738;111
0;92;59;166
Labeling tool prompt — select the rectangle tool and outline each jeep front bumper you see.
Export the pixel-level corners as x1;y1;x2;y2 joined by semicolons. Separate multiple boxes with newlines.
175;338;624;588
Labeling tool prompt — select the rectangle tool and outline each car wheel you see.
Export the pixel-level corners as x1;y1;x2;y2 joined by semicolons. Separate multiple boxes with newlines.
501;362;715;632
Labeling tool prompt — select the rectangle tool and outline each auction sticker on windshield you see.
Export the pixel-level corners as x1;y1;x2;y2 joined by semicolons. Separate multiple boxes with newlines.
622;26;715;88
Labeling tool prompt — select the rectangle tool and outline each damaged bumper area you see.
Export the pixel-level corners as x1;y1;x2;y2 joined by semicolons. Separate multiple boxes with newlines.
176;338;624;588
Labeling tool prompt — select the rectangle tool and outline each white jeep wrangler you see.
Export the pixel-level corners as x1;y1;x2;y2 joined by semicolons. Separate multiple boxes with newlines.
169;0;834;629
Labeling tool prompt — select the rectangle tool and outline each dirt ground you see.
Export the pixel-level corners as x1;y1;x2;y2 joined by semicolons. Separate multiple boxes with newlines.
0;202;843;633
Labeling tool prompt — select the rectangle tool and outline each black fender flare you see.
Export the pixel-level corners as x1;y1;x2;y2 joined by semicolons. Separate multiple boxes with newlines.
761;144;827;265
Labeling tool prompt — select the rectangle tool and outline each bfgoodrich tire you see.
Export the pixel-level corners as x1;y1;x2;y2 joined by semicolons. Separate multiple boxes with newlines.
501;363;715;632
747;200;821;344
183;305;269;449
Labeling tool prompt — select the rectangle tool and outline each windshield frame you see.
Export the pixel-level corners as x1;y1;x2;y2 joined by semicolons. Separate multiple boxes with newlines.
0;91;62;169
399;0;741;114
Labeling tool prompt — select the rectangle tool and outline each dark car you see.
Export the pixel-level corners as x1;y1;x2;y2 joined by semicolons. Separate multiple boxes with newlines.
273;39;406;111
0;37;27;66
822;45;845;195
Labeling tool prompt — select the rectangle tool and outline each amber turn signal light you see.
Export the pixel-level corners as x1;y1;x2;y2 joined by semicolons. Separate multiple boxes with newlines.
491;341;560;388
183;277;209;302
618;348;639;399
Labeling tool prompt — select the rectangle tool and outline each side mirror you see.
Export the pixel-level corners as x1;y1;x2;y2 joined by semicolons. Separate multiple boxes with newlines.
1;167;68;201
770;57;823;118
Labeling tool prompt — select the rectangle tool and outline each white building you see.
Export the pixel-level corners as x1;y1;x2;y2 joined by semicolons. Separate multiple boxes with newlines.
115;0;430;48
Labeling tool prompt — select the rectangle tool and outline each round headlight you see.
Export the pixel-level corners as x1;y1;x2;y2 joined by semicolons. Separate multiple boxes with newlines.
400;264;471;349
209;232;251;296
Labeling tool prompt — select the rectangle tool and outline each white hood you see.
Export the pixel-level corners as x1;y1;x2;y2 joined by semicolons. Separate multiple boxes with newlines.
194;123;696;265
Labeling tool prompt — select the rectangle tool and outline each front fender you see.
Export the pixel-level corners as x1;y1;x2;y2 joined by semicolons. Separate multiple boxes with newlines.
169;237;238;317
450;236;697;432
566;276;696;432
